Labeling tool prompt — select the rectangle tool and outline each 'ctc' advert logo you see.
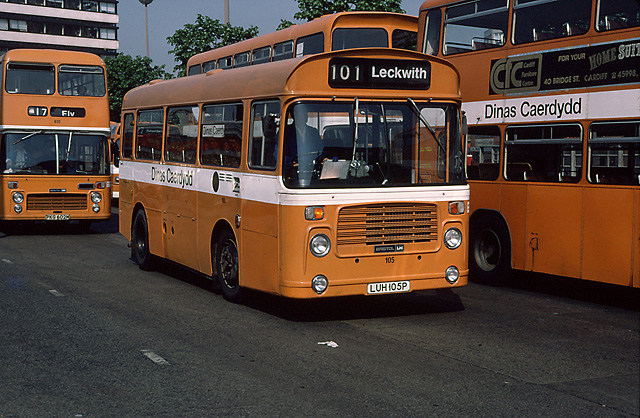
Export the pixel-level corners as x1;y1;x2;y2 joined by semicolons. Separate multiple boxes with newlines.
489;54;542;94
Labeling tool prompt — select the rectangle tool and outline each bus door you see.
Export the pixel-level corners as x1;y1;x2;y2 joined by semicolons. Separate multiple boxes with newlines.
241;101;281;294
162;106;199;270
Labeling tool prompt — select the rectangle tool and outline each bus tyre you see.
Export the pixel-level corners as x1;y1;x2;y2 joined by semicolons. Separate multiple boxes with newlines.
470;215;511;285
131;210;152;271
216;230;242;303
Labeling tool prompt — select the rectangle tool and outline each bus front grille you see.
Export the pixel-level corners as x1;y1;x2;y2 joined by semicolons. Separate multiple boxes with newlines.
337;203;438;246
26;194;87;211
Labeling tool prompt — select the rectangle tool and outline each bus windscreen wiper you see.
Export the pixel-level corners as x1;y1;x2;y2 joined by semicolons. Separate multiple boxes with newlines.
12;130;43;145
407;98;446;154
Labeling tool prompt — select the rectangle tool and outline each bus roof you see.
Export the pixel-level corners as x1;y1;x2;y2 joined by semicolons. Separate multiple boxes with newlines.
419;0;459;11
125;49;461;110
187;11;418;69
1;49;105;66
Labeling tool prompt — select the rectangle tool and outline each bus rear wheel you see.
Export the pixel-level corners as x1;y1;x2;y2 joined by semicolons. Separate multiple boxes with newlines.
131;210;152;271
470;215;511;285
216;230;242;303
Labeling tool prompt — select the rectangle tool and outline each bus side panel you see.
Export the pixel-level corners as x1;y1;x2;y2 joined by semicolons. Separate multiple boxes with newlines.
118;160;133;241
499;184;529;271
135;180;164;258
240;199;279;294
525;185;583;278
163;185;199;271
583;187;637;287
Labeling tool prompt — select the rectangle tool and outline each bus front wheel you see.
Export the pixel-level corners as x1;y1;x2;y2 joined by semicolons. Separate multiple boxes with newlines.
216;230;242;303
131;210;152;271
470;215;511;285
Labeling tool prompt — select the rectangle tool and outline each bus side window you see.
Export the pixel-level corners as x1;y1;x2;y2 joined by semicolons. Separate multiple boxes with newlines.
188;65;201;76
443;0;507;55
467;125;501;180
273;41;294;61
588;121;640;185
203;60;216;72
296;32;324;57
200;103;243;168
249;101;280;170
423;9;442;55
165;106;198;164
122;113;135;159
136;109;164;161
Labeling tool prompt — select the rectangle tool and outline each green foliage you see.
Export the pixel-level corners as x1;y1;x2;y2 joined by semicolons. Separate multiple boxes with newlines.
104;53;171;121
293;0;404;21
166;14;259;77
277;19;295;31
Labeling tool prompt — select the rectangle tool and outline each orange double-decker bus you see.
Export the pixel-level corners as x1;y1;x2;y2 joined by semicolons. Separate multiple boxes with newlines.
119;48;469;302
0;49;111;226
418;0;639;287
186;12;418;75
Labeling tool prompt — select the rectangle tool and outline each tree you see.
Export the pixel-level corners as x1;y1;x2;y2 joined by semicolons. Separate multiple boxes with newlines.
167;14;259;77
293;0;404;21
104;53;171;121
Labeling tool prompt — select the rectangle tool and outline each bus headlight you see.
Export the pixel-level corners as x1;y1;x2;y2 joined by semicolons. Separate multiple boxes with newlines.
12;192;24;204
92;204;100;213
445;266;460;284
309;233;331;257
14;204;22;214
91;192;102;204
444;227;462;249
312;275;328;294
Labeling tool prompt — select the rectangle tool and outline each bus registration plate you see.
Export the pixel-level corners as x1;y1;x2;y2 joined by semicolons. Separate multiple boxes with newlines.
367;280;410;295
45;214;70;221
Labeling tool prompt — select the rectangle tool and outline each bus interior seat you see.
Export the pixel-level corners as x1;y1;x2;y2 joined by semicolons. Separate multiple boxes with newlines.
506;162;532;181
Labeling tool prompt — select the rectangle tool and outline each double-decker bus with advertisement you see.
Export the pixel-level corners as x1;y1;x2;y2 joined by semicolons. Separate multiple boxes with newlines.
0;49;111;227
417;0;639;287
119;47;469;302
186;11;418;75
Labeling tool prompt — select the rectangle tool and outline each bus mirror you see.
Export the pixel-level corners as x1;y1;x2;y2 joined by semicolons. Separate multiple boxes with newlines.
111;140;120;166
461;111;468;135
263;113;278;139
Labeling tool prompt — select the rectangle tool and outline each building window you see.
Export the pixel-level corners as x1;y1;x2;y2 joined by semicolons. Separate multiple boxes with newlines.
0;19;8;31
46;0;63;7
82;0;98;12
46;22;63;35
99;1;116;13
27;0;45;5
9;20;28;32
64;0;81;10
99;27;116;40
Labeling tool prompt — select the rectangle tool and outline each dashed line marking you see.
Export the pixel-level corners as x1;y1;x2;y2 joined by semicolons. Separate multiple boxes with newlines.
2;259;13;264
49;289;64;297
141;349;169;365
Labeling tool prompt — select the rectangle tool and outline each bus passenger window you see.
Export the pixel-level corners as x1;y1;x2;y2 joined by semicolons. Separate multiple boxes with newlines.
122;113;134;159
188;65;201;76
249;101;280;170
165;106;198;164
392;29;417;51
5;62;55;95
513;0;590;44
200;103;243;168
423;9;442;55
596;0;640;31
203;60;216;72
273;41;294;61
588;121;640;185
444;0;507;55
234;51;251;67
218;56;233;69
296;32;324;57
58;65;106;96
252;46;272;65
332;28;388;50
136;109;164;161
467;125;501;180
504;124;582;183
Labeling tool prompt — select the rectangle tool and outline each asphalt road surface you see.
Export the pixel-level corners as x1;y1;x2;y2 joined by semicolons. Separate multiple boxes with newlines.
1;208;638;417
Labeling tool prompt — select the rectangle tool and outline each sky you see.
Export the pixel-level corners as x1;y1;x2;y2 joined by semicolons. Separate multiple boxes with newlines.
118;0;427;74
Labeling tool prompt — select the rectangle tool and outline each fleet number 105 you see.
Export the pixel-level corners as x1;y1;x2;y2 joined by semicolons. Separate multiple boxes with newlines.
330;64;361;82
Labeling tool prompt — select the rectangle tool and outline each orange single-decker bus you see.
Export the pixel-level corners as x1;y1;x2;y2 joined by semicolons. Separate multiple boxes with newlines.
186;12;418;75
1;49;111;226
119;48;469;302
418;0;639;287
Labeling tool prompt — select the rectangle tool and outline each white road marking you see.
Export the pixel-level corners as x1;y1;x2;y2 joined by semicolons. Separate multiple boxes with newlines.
2;259;13;264
49;289;64;297
141;349;170;365
318;341;339;348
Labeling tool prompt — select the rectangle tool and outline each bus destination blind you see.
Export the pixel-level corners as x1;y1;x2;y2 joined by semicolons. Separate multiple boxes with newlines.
329;58;431;90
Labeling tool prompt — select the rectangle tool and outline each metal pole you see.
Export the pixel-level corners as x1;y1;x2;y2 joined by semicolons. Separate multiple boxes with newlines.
145;5;149;57
224;0;229;24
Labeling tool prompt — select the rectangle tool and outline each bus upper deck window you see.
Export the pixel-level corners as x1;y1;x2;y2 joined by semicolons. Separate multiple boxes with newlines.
331;28;388;50
58;65;106;97
296;32;324;57
273;41;294;61
596;0;640;31
423;9;442;55
188;65;201;76
252;46;272;65
513;0;590;44
392;29;417;51
5;62;55;95
202;60;216;72
443;0;508;55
